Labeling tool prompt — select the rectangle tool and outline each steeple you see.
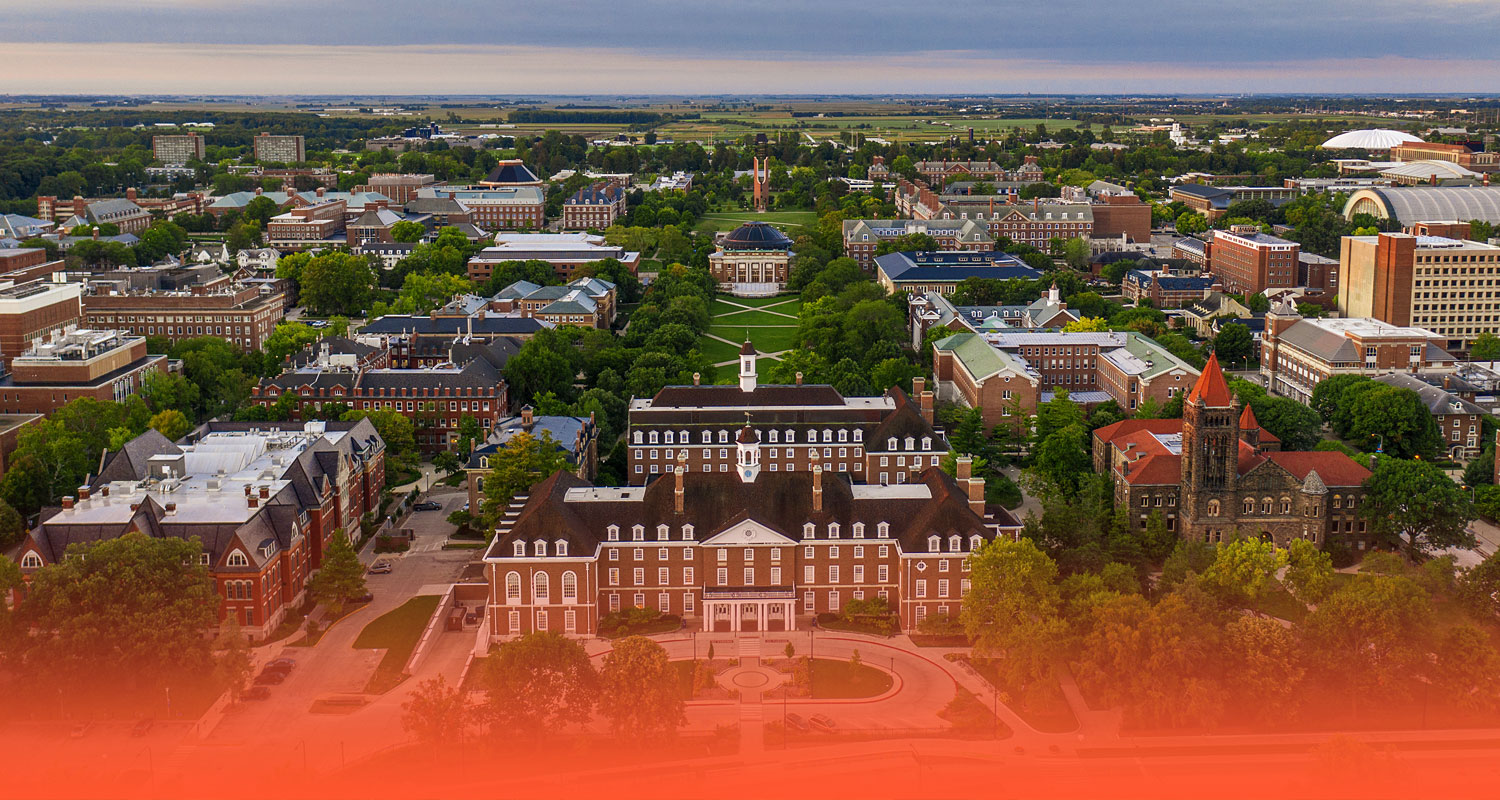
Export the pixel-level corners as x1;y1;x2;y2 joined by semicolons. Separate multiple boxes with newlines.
1186;352;1233;408
1238;403;1261;447
735;414;760;483
1047;280;1060;304
738;339;758;392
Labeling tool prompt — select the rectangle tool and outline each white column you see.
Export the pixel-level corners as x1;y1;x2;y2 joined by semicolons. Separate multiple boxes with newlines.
786;602;795;631
758;601;767;632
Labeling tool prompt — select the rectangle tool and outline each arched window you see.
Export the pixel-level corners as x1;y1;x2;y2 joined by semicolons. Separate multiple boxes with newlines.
1243;498;1254;514
479;457;489;469
532;572;549;603
656;524;669;541
20;551;42;568
803;522;816;539
227;551;249;567
606;525;619;542
769;430;779;443
718;430;729;444
1261;497;1273;514
877;522;890;538
828;522;840;539
513;541;525;557
1207;500;1221;517
648;431;658;444
506;572;521;602
1280;497;1292;514
701;431;712;444
888;437;897;450
852;522;865;539
969;534;983;551
928;535;941;552
949;535;962;552
679;430;689;444
561;571;578;602
681;524;694;540
533;540;546;557
556;541;568;557
822;429;832;443
631;524;644;541
664;431;674;445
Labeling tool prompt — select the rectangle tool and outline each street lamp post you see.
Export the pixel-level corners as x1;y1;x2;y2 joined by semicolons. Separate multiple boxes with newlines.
1370;433;1384;454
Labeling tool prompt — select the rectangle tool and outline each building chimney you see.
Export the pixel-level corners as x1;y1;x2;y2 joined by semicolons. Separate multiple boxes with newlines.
77;485;90;501
61;496;74;510
795;372;803;386
913;377;926;396
920;390;934;424
693;372;701;386
967;477;985;516
100;486;109;497
259;486;270;499
674;465;685;513
316;187;326;198
244;485;253;496
521;405;534;427
956;455;973;481
165;502;177;515
91;226;100;241
248;495;259;509
125;187;137;201
812;464;824;512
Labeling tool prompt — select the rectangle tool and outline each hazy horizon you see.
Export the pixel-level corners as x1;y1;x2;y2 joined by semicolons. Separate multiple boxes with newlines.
4;0;1500;94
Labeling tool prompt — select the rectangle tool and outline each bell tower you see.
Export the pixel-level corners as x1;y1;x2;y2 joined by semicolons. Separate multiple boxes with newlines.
1181;353;1240;534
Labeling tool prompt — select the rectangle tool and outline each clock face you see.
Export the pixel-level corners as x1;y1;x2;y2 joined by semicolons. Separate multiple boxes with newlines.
743;470;753;479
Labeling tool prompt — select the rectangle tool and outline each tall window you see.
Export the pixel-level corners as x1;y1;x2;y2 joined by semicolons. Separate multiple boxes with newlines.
561;571;577;602
532;572;550;604
506;572;521;602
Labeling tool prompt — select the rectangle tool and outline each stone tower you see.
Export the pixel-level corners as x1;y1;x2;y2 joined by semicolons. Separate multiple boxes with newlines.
1181;352;1240;539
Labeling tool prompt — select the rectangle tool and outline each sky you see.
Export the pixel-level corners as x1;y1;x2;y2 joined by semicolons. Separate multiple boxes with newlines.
4;0;1500;95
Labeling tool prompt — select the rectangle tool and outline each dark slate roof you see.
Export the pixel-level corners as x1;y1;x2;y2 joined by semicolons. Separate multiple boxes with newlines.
359;358;501;390
483;161;540;185
288;336;383;368
93;429;180;486
1155;275;1215;291
468;415;594;468
1373;372;1488;416
451;336;523;371
650;384;848;408
867;387;947;451
566;183;624;205
360;315;551;336
721;221;793;251
875;250;1041;283
262;370;357;392
490;467;1018;559
1171;184;1234;200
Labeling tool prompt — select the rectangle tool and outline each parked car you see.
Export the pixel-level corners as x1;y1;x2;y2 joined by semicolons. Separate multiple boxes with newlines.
809;714;836;733
413;501;442;511
368;561;393;575
243;686;271;701
68;722;93;739
262;659;295;677
267;656;296;670
254;670;286;686
783;713;808;732
131;718;154;738
355;592;374;604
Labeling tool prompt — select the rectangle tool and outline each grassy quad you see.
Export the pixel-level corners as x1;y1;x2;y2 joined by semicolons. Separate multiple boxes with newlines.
353;595;443;694
696;294;803;367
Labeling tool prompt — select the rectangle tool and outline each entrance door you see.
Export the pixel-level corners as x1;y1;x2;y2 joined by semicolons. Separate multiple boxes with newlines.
739;603;759;632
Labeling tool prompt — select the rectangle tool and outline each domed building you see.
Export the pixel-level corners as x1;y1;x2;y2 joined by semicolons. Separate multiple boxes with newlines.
1319;129;1423;150
709;221;794;296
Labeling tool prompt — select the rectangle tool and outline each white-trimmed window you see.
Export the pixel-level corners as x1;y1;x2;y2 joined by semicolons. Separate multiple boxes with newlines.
562;571;577;602
20;551;42;569
506;571;521;602
227;550;249;567
532;572;550;604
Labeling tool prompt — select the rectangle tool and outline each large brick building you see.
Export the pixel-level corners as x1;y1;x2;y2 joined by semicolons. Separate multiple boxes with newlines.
841;219;994;270
708;222;793;294
932;330;1201;429
0;329;166;414
353;174;441;204
16;420;385;640
1095;353;1372;548
81;279;286;352
561;182;627;230
874;250;1041;296
1338;233;1500;353
152;133;206;164
481;451;1021;638
1260;302;1456;403
0;281;83;371
1389;141;1499;172
627;345;948;486
467;233;640;282
1208;226;1302;295
464;406;600;511
253;133;306;164
489;276;617;329
252;351;507;454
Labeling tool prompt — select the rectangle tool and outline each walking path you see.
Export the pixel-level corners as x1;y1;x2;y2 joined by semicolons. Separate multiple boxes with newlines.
701;330;792;367
713;297;802;320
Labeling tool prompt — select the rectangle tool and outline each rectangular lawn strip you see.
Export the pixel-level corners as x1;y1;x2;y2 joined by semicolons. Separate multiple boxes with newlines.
712;295;802;311
354;594;442;694
708;310;800;326
695;336;744;364
708;324;800;353
809;658;893;699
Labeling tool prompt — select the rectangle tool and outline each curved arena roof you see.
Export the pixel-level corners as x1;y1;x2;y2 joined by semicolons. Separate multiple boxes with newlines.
1379;160;1482;181
1320;129;1424;150
1343;186;1500;224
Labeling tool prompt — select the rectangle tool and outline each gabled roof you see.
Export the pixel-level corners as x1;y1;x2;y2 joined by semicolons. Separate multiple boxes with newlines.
1263;451;1371;487
1187;352;1234;407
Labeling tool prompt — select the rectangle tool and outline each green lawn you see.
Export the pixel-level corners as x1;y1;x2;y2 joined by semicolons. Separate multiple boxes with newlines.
709;310;799;327
1249;584;1309;622
712;295;803;310
354;595;442;694
707;324;799;354
694;211;818;236
696;337;745;364
810;658;893;699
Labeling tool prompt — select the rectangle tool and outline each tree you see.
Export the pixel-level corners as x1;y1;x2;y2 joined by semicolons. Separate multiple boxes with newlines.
960;538;1068;692
1212;322;1254;367
1299;573;1432;712
212;618;254;701
1061;316;1109;333
1473;333;1500;363
1033;389;1085;445
1175;212;1208;235
480;432;570;528
1432;624;1500;713
1345;385;1443;459
402;676;473;745
1457;551;1500;620
342;409;417;481
1310;373;1370;425
390;220;428;243
1284;537;1335;604
1199;538;1289;608
1031;424;1093;494
1062;237;1091;270
299;252;377;316
596;636;685;736
1361;458;1475;558
307;533;367;615
1223;614;1305;723
13;533;217;692
1251;398;1323;452
263;322;321;369
148;409;193;442
0;497;23;551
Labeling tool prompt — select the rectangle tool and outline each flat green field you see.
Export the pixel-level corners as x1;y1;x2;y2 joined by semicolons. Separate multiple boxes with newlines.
711;310;799;326
697;294;802;364
711;295;802;311
707;324;799;354
694;211;818;236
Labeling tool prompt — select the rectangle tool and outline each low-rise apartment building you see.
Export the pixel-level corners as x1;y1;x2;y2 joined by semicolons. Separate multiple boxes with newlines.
489;276;616;328
1209;226;1301;295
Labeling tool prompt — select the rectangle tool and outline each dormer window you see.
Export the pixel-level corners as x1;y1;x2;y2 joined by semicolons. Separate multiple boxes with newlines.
479;457;490;469
822;429;832;443
633;431;643;444
556;541;568;557
679;430;689;443
922;437;932;451
785;429;794;442
838;429;848;442
682;524;695;540
949;535;962;552
514;541;526;556
854;430;863;442
533;540;546;557
878;522;890;539
718;430;729;444
905;437;915;450
20;552;41;569
803;522;816;539
656;524;669;541
928;535;941;553
199;553;211;565
828;522;841;539
649;431;659;445
631;525;644;542
888;437;897;450
853;522;865;539
607;525;619;542
227;551;249;567
769;430;779;443
701;431;712;444
664;431;674;445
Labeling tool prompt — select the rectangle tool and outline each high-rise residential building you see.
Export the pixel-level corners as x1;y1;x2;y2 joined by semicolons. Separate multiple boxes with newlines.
1208;226;1301;295
151;133;206;164
1338;232;1500;353
253;133;306;164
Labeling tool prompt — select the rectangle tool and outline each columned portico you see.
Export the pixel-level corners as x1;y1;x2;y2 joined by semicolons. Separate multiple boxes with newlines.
703;593;797;632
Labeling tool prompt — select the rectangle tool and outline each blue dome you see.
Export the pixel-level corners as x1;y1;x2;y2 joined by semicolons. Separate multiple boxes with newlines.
722;221;793;251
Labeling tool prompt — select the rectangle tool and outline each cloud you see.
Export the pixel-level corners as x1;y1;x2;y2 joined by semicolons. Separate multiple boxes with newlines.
3;42;1500;95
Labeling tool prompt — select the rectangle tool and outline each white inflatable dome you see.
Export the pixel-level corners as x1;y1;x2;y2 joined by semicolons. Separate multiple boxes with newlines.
1320;129;1423;150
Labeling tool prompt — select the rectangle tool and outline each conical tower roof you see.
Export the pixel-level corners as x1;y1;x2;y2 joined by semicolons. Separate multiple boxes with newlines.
1187;352;1234;407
